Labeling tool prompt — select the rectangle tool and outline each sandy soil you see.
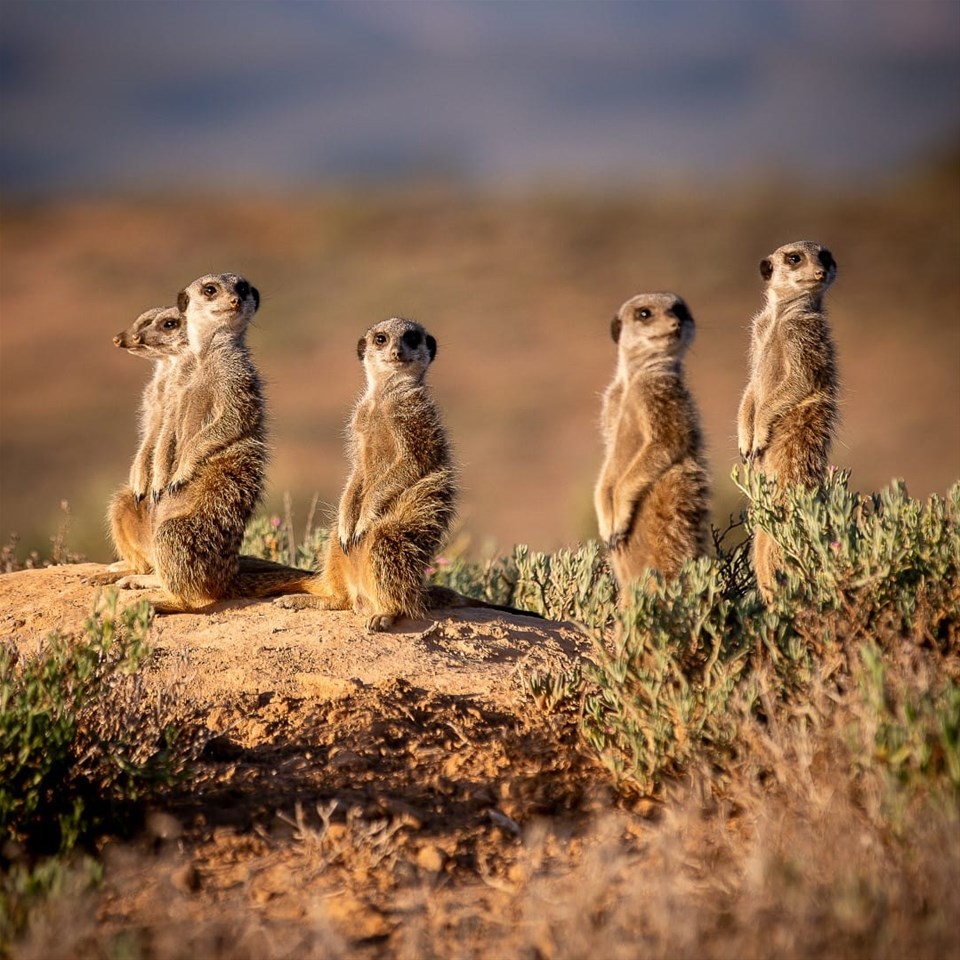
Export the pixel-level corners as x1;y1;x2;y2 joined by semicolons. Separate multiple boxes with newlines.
1;564;627;959
0;563;587;705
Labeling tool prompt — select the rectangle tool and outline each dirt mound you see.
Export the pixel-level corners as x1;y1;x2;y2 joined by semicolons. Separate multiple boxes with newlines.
2;564;617;958
0;563;589;706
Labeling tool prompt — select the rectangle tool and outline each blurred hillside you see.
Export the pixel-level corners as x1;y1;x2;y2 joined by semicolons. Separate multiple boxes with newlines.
1;168;958;561
2;1;958;191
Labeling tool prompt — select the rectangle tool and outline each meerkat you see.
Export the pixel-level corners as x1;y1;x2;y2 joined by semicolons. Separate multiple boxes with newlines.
737;240;839;601
129;273;312;611
275;317;456;630
276;317;539;631
92;306;189;580
594;292;710;598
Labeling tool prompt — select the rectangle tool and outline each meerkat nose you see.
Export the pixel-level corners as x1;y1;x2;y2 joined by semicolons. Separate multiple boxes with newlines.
113;334;123;347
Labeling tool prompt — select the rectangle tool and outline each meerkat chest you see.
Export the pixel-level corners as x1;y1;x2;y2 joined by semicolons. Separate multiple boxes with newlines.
753;315;790;393
352;399;401;469
608;377;656;448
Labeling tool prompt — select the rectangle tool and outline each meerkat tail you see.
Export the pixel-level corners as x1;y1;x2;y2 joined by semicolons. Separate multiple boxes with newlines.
425;585;546;620
231;559;318;599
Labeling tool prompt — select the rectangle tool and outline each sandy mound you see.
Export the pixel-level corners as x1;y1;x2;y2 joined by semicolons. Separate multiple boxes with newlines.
0;563;590;710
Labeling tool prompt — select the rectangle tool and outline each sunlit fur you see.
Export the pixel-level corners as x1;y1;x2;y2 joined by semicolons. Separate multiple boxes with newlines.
283;317;458;631
595;292;710;600
737;241;839;601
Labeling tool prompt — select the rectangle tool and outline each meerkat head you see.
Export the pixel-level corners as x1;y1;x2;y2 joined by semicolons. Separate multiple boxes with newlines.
357;317;437;385
113;306;187;360
760;241;837;302
611;292;694;364
176;273;260;351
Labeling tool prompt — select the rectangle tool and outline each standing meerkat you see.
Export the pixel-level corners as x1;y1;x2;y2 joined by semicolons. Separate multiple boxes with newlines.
278;317;458;631
737;240;839;600
595;292;710;598
103;306;188;576
128;273;312;611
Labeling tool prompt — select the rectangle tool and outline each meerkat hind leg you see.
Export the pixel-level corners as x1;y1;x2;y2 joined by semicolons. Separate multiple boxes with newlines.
84;567;133;586
274;593;348;612
366;612;397;632
273;542;352;612
752;528;781;604
115;573;164;590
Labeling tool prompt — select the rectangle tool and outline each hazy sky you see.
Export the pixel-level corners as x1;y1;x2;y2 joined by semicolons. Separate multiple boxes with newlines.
1;0;958;193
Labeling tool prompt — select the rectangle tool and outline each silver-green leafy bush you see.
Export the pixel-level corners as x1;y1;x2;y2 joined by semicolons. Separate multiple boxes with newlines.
516;469;959;797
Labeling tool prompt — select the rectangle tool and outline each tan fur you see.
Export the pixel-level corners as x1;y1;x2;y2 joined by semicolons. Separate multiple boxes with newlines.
737;241;839;601
140;273;312;611
102;306;188;577
595;292;710;599
278;317;458;631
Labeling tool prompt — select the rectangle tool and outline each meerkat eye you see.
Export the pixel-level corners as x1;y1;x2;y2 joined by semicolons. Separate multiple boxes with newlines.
402;330;422;349
633;307;652;321
235;280;250;299
374;333;388;346
161;318;180;330
202;283;218;297
786;253;802;265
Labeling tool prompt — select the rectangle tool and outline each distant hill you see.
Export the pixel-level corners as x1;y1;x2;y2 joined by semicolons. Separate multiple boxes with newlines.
1;0;959;193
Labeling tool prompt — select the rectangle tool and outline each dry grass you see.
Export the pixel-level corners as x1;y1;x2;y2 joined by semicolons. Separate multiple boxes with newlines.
7;636;957;960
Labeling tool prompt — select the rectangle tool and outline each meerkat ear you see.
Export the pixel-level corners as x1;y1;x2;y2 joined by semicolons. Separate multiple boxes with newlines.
759;258;773;281
426;335;437;361
672;300;693;326
357;336;367;361
610;316;622;343
177;290;189;312
250;286;260;310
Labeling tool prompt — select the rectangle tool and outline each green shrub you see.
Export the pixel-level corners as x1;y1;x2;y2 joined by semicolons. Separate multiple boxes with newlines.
0;594;198;856
737;467;959;647
517;469;959;796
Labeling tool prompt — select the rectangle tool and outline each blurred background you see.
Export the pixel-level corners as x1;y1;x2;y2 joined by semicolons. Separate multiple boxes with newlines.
1;1;958;561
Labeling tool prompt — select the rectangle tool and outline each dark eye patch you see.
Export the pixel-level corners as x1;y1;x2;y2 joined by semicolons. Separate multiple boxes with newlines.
818;249;836;274
633;307;652;321
374;333;388;346
785;252;802;266
235;280;250;299
161;318;180;330
402;330;423;350
202;283;218;297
